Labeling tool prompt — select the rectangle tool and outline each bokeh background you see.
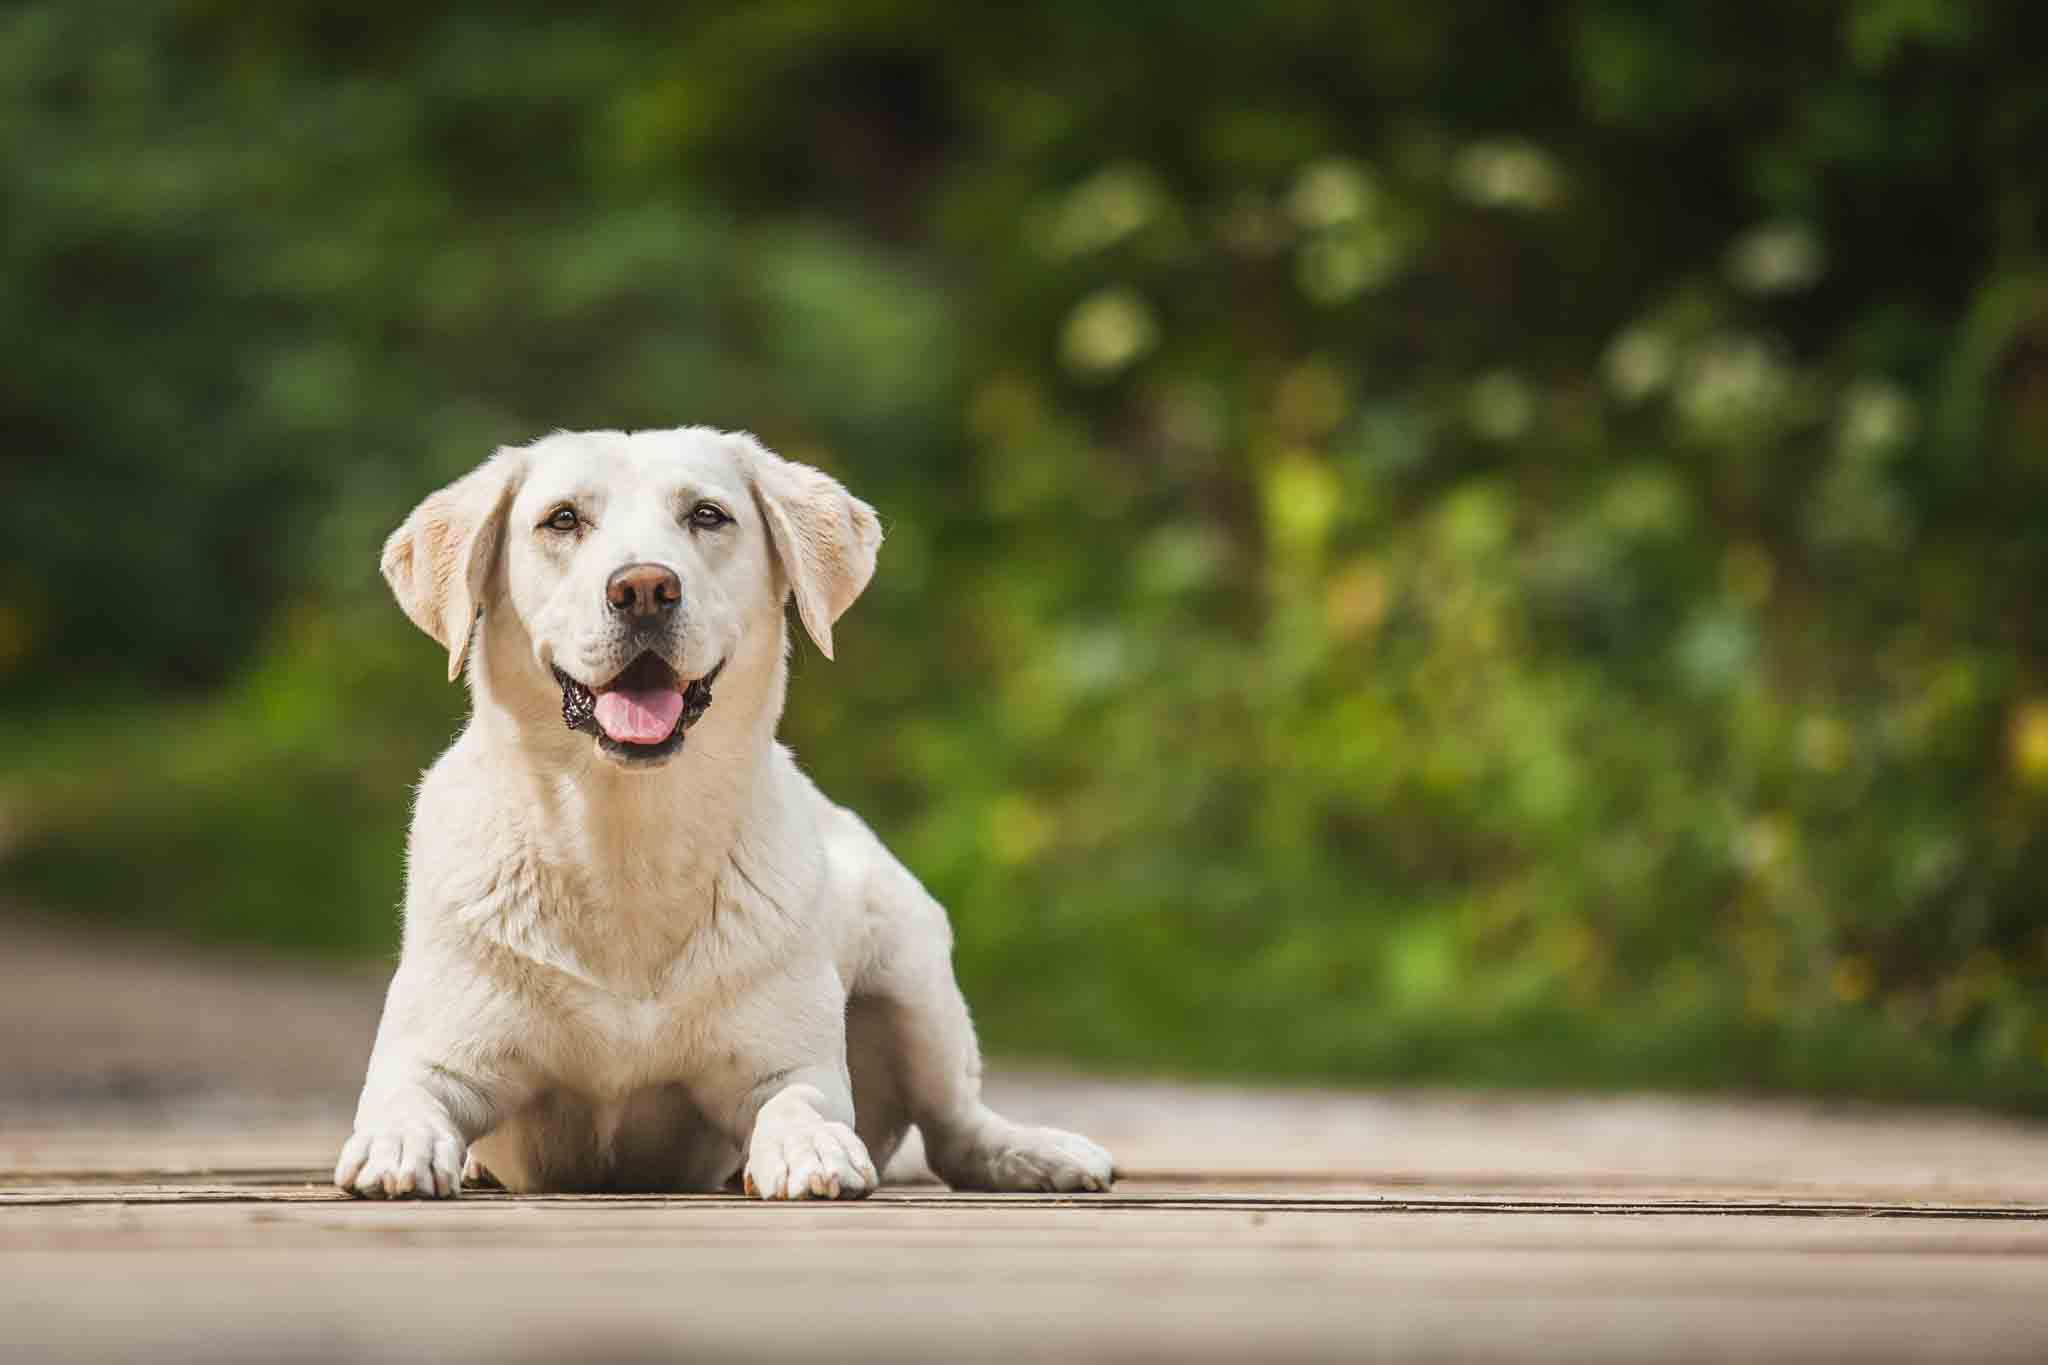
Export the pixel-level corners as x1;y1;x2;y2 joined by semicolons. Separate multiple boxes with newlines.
5;1;2047;1110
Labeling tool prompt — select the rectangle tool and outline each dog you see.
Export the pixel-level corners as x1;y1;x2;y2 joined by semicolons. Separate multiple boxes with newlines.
335;427;1115;1199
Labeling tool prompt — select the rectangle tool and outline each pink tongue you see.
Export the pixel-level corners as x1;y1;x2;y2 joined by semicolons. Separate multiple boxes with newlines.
593;688;685;744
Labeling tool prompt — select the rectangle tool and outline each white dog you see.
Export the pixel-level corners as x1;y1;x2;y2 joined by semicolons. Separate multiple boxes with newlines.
336;428;1114;1200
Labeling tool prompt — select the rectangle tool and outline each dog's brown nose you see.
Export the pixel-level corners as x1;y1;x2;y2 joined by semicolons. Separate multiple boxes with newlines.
606;563;682;619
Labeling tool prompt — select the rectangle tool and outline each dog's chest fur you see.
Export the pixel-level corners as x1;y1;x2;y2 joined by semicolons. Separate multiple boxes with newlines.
450;862;762;1190
428;769;830;1083
457;857;754;1081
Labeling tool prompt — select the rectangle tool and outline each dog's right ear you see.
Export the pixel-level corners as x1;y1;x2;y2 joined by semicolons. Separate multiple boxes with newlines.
381;454;520;682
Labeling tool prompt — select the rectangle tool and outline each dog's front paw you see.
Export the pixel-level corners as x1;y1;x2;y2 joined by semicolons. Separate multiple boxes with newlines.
334;1122;465;1199
944;1123;1116;1193
744;1119;878;1201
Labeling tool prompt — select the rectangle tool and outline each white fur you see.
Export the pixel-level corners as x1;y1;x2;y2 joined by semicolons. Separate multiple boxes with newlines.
336;427;1114;1200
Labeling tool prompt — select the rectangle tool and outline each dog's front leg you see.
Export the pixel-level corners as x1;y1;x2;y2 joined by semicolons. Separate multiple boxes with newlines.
736;1069;878;1201
699;970;879;1201
335;966;515;1200
335;1065;476;1199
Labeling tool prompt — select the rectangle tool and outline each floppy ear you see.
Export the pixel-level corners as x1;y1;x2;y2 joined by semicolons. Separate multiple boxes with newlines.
380;453;520;682
740;435;882;660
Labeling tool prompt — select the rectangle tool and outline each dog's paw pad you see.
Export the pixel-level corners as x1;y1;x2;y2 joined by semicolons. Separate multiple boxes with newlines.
982;1125;1116;1193
745;1121;878;1201
334;1124;464;1199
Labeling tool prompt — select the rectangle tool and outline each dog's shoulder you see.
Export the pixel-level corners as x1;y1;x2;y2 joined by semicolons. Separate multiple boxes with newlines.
408;724;507;864
755;743;875;872
755;745;956;982
401;725;562;937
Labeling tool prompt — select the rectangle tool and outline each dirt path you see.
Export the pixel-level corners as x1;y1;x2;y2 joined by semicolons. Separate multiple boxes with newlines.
7;917;2048;1361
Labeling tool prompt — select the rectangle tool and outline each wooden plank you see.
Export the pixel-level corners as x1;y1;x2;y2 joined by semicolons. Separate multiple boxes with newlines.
5;1153;2048;1361
6;1204;2048;1363
8;926;2048;1361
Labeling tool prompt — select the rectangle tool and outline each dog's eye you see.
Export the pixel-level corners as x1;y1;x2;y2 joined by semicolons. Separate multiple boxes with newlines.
688;502;732;531
542;506;580;533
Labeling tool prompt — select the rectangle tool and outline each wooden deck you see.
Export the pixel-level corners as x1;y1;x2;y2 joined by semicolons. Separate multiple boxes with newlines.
5;922;2048;1361
8;1088;2048;1364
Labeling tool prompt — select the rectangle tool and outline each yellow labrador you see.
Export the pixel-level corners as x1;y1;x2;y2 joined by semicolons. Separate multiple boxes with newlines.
336;428;1114;1199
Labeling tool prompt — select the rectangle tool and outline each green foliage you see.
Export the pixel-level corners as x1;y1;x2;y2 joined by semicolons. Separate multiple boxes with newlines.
5;1;2048;1106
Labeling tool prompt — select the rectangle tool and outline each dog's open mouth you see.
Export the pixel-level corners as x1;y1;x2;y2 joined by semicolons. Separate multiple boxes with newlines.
554;653;722;761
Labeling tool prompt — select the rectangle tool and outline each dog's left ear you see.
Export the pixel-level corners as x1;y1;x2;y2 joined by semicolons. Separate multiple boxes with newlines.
381;452;522;682
738;434;882;660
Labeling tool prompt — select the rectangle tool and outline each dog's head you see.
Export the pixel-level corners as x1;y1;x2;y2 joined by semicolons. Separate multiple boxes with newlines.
381;427;881;768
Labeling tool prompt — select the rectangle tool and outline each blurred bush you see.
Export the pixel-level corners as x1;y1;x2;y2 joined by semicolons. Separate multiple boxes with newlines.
4;1;2047;1106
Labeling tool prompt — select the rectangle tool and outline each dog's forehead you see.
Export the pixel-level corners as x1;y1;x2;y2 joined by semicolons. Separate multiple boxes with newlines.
520;428;747;505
